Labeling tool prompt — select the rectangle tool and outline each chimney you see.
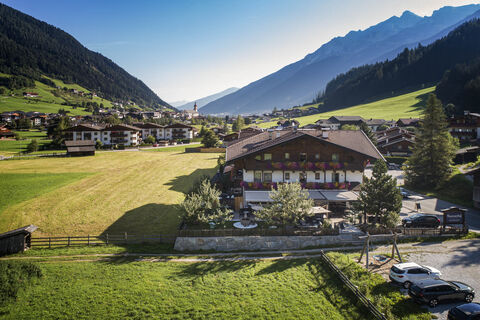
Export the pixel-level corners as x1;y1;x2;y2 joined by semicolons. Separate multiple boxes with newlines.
322;130;329;139
268;129;274;140
194;102;198;112
276;131;281;139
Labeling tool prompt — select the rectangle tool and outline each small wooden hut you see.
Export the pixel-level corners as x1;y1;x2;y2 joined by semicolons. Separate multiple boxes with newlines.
0;225;38;256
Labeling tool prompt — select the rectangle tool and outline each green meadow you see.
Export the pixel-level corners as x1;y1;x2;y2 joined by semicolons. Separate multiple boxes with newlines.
256;86;434;128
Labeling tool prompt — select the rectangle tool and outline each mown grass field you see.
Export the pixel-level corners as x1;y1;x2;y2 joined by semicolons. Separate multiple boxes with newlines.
0;258;371;320
0;130;54;156
0;150;220;236
256;86;434;128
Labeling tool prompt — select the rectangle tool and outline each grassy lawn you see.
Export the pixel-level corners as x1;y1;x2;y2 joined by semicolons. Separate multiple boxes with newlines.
0;130;54;156
0;258;372;320
256;86;434;128
327;252;430;320
140;144;203;153
0;151;220;236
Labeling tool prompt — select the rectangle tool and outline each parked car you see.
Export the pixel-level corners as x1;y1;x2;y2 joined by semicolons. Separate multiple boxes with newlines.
397;187;410;199
152;143;159;147
408;279;475;307
448;303;480;320
402;213;441;228
389;262;441;288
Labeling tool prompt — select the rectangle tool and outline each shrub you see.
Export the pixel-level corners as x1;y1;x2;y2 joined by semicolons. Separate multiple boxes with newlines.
0;261;42;307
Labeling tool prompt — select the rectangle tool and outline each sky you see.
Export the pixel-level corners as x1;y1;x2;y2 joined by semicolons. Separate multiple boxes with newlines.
1;0;479;103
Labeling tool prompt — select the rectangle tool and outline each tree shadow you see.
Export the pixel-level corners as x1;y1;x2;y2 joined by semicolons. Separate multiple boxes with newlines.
408;91;430;114
255;258;309;275
173;260;257;278
164;168;218;194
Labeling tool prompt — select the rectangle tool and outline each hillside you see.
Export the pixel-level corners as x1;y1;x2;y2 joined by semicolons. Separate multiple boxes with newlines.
436;58;480;112
320;18;480;110
256;86;434;128
178;87;238;110
0;3;170;108
200;4;480;115
0;73;121;115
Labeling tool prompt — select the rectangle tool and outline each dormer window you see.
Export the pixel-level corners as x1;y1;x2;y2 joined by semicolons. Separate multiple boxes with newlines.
332;153;339;162
264;153;272;161
300;153;307;161
285;153;290;160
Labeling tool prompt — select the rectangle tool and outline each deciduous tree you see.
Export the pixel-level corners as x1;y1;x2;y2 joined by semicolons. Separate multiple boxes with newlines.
256;183;314;226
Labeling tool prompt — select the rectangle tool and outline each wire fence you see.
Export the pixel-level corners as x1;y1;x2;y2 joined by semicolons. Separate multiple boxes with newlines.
319;250;387;320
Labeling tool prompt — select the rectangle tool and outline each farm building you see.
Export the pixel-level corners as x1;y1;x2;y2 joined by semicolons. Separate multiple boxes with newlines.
0;225;37;256
65;140;96;156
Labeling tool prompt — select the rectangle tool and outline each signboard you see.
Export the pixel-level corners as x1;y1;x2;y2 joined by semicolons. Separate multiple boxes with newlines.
444;211;464;224
442;207;466;230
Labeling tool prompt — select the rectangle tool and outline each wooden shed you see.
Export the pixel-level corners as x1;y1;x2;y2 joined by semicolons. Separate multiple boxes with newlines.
0;225;38;256
65;140;96;156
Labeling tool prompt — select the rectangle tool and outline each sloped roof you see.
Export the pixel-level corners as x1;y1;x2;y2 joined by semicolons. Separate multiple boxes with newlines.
64;124;105;132
65;140;96;147
107;124;142;131
134;122;165;129
166;123;193;129
0;225;37;239
329;116;365;123
226;129;383;163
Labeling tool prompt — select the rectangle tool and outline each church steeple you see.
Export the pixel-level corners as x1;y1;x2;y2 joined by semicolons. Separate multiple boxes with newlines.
194;102;198;112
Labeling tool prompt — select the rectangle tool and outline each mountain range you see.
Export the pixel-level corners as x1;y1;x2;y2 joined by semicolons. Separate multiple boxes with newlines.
320;18;480;111
0;3;170;109
200;4;480;115
173;87;238;110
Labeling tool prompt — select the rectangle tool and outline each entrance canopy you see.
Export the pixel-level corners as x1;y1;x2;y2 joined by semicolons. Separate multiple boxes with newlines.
320;190;358;202
244;190;357;203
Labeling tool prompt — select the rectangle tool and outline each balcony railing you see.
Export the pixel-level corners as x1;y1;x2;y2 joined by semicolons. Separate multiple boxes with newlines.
239;181;359;190
259;161;350;170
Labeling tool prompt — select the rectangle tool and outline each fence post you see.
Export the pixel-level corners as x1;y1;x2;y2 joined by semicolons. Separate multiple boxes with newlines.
87;234;90;246
49;237;51;249
106;233;109;245
124;232;128;244
68;236;71;247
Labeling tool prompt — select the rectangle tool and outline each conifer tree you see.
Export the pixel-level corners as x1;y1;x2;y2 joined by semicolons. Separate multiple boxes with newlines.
360;122;377;145
405;94;457;188
355;160;402;228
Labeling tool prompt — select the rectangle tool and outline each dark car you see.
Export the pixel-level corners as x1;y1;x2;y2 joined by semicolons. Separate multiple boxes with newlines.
408;279;475;308
448;303;480;320
402;213;440;228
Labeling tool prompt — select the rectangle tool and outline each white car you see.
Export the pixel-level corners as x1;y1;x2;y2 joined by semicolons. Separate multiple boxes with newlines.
389;262;441;289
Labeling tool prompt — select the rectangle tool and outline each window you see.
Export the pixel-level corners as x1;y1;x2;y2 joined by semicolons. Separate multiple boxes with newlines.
255;155;261;160
284;172;290;180
264;153;272;160
332;153;339;161
284;153;290;160
315;172;321;180
332;172;340;183
315;153;320;160
254;171;262;182
300;153;307;161
300;172;307;183
263;172;272;183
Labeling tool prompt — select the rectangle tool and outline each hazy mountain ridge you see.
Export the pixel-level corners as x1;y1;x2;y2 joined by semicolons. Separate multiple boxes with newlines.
200;4;480;115
176;87;238;110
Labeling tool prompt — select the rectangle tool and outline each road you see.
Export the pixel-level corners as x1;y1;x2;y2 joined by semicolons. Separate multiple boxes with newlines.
365;168;480;232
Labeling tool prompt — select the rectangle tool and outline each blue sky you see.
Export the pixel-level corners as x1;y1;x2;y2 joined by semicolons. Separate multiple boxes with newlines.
1;0;478;102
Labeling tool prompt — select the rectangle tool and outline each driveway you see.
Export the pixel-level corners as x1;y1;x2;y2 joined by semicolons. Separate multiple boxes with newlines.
365;168;480;232
373;239;480;320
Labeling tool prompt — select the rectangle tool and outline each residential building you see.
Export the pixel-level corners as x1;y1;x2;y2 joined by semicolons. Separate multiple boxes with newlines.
376;127;415;156
223;127;263;144
365;118;388;132
276;119;300;129
0;125;14;139
65;124;141;146
225;129;383;212
397;118;420;127
135;122;166;141
164;123;195;140
448;111;480;143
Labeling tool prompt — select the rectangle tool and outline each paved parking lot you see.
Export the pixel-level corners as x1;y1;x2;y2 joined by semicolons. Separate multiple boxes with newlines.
373;239;480;320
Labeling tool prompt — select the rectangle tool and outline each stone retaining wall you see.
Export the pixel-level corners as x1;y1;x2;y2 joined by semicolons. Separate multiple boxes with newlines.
174;233;361;251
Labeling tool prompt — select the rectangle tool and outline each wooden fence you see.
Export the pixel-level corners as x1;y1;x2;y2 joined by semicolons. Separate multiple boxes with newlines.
31;233;177;248
177;227;340;237
363;227;468;236
319;251;387;320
